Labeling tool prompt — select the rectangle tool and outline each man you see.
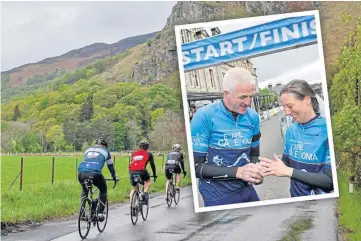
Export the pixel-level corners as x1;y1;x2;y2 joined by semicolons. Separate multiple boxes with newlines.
78;137;118;220
165;144;187;199
129;140;157;204
191;67;265;207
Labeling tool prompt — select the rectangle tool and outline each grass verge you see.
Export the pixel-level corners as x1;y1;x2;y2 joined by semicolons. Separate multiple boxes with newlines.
337;170;361;241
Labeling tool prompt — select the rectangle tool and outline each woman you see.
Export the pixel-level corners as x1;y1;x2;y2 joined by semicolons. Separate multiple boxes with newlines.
259;79;334;197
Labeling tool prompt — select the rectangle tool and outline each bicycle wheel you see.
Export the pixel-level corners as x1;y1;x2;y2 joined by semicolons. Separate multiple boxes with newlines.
174;185;180;205
141;195;149;221
97;200;108;233
78;198;91;239
130;191;139;225
166;181;173;207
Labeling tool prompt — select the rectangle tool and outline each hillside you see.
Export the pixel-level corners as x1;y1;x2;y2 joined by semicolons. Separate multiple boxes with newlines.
1;32;157;88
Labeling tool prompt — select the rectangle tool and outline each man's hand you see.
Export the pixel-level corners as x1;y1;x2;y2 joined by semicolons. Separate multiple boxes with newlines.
259;154;293;177
254;163;264;185
236;163;265;184
113;175;119;182
183;170;187;177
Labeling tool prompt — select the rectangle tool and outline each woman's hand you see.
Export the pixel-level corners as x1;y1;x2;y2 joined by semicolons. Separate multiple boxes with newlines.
259;154;293;177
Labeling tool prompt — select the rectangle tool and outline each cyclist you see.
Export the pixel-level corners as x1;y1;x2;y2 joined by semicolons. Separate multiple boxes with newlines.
165;144;186;200
129;140;157;204
78;137;118;220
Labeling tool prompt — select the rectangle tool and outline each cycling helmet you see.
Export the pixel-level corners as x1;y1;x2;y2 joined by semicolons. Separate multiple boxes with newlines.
139;140;149;150
172;144;181;151
95;137;107;148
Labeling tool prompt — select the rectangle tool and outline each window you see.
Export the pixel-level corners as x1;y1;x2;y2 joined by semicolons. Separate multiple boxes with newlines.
222;72;226;79
186;31;191;42
209;69;215;88
187;73;194;87
194;71;199;87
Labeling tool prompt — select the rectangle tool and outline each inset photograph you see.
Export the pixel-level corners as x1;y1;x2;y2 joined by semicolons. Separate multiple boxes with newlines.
175;10;339;212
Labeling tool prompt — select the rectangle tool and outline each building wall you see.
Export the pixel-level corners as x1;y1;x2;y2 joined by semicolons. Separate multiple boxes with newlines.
181;28;258;95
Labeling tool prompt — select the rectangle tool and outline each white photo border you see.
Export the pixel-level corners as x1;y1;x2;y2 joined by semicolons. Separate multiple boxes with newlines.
174;10;339;213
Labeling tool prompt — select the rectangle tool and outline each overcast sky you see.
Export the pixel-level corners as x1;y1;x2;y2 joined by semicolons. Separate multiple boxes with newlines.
1;1;176;72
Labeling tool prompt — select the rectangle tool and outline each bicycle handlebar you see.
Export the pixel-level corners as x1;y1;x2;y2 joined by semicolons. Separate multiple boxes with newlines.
105;178;119;189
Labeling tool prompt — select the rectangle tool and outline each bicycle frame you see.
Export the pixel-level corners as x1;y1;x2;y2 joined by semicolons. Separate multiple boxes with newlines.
78;177;117;239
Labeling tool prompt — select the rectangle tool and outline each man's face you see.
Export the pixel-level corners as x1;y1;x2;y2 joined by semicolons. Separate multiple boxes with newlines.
225;83;255;114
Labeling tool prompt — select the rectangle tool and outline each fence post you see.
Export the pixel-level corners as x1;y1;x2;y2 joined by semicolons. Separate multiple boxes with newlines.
162;153;165;169
113;155;116;167
20;157;24;191
52;156;55;184
75;158;78;181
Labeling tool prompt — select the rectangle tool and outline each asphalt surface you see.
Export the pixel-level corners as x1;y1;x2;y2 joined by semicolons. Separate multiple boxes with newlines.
2;186;338;241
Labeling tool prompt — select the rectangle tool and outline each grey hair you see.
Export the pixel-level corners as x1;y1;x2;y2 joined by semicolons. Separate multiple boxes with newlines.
280;79;319;113
222;67;255;94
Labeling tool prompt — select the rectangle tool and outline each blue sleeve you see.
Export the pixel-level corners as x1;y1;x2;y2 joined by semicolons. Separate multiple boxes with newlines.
324;140;331;169
251;113;261;148
190;109;210;157
105;150;113;164
283;127;291;157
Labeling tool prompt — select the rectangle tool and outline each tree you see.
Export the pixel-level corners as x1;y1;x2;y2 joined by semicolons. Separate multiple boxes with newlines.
332;104;361;186
80;95;94;122
150;108;165;129
22;132;41;153
88;119;115;150
114;122;125;150
149;110;187;151
124;119;142;150
329;12;361;186
12;105;21;121
46;125;66;152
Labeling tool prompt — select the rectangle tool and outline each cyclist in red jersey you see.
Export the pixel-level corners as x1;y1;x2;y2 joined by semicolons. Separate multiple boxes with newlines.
129;140;157;204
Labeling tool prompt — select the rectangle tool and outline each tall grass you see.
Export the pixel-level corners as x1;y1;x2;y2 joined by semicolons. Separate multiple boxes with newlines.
338;170;361;241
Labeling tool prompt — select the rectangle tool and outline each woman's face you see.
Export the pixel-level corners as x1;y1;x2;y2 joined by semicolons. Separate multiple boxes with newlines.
281;92;313;123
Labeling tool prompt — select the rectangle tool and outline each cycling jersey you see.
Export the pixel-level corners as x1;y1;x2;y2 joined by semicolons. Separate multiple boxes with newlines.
78;146;113;173
129;150;149;171
129;150;156;177
166;151;182;165
283;114;331;196
191;101;260;203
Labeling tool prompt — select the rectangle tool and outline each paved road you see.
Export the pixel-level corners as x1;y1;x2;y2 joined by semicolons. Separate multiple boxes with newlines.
3;186;338;241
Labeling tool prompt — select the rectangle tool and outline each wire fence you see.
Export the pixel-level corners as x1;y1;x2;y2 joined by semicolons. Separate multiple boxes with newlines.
5;152;168;191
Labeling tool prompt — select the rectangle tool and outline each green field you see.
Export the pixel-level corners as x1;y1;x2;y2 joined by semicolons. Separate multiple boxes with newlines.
1;155;191;223
338;170;361;241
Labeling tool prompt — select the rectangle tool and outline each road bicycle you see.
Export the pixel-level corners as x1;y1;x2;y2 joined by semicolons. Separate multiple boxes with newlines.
130;174;156;225
78;177;118;239
166;168;180;207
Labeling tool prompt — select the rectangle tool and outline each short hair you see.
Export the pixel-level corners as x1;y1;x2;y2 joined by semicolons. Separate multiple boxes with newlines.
222;67;255;94
280;79;319;113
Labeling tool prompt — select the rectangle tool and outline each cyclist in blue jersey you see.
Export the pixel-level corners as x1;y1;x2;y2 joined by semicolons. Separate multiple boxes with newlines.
259;79;334;197
191;67;265;207
78;137;118;219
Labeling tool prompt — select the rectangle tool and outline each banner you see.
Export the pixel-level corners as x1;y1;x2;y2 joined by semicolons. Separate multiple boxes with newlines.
182;15;317;71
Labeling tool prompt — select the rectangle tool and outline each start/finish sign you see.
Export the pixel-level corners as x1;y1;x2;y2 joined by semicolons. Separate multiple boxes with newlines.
181;15;317;72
